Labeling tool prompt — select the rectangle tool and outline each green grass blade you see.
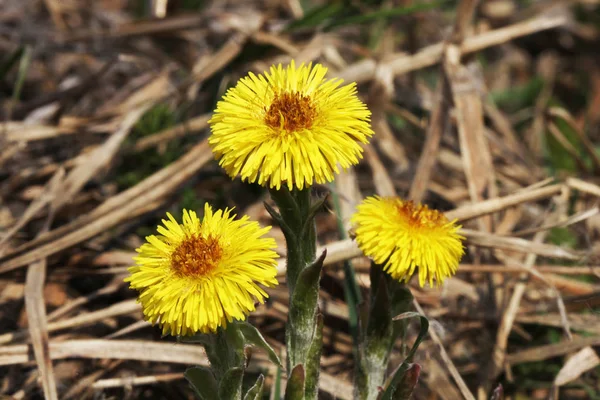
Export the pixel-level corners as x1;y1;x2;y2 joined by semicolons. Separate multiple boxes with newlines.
11;45;32;105
0;46;24;82
324;1;446;30
285;3;344;31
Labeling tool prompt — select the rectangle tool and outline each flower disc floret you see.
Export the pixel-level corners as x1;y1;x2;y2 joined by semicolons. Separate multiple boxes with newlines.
351;196;465;286
209;60;374;190
125;204;279;335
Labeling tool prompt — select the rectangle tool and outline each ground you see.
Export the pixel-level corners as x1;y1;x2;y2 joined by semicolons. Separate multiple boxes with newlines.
1;0;600;399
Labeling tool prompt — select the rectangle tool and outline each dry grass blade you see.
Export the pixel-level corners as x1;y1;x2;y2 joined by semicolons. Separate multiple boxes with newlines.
0;299;138;346
334;167;362;234
367;64;409;173
91;373;184;389
42;0;66;30
526;53;557;156
566;177;600;197
408;76;450;203
63;14;206;41
424;357;463;400
517;314;600;335
2;122;76;143
363;145;397;197
0;168;64;250
47;278;123;322
444;46;496;231
462;229;579;260
485;229;551;391
553;346;600;386
511;207;599;236
445;184;562;221
48;299;139;332
133;114;210;152
3;1;600;398
21;172;67;400
50;74;169;211
24;259;58;400
276;238;364;275
457;263;600;276
0;340;209;366
89;370;353;399
62;360;122;400
506;335;600;365
414;299;476;400
191;31;255;85
0;140;213;273
483;102;530;165
282;227;581;277
340;12;567;83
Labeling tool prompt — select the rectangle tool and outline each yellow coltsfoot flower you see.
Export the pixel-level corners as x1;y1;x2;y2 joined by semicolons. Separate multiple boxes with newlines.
209;60;374;190
125;204;279;336
352;196;465;287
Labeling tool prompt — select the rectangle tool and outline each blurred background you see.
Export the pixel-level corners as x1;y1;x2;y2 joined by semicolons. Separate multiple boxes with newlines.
1;0;600;399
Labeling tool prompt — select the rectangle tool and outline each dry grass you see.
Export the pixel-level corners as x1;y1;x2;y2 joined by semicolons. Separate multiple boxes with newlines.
1;0;600;399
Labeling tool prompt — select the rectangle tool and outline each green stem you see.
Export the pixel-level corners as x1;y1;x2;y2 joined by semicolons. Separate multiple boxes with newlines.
184;324;246;400
269;187;322;400
355;263;413;400
203;324;245;380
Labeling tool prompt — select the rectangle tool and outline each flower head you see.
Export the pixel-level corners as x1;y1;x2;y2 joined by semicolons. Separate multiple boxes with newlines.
351;196;464;287
125;204;278;335
209;60;373;190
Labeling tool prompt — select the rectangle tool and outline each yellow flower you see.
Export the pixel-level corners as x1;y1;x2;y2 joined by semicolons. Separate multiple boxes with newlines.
125;204;278;336
351;196;464;287
209;60;373;190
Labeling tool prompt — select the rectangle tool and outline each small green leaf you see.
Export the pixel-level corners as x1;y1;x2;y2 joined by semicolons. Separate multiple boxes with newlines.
243;375;264;400
264;201;297;245
219;367;244;400
392;312;429;363
380;313;429;400
185;366;219;400
287;250;326;367
299;194;328;241
237;321;283;368
284;364;305;400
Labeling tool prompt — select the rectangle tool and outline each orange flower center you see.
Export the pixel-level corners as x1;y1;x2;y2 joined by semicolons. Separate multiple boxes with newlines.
396;201;448;230
171;235;222;277
264;91;316;132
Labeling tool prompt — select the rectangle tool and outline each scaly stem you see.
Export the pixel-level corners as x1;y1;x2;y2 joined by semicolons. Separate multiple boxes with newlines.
268;187;323;400
184;324;246;400
355;263;413;400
